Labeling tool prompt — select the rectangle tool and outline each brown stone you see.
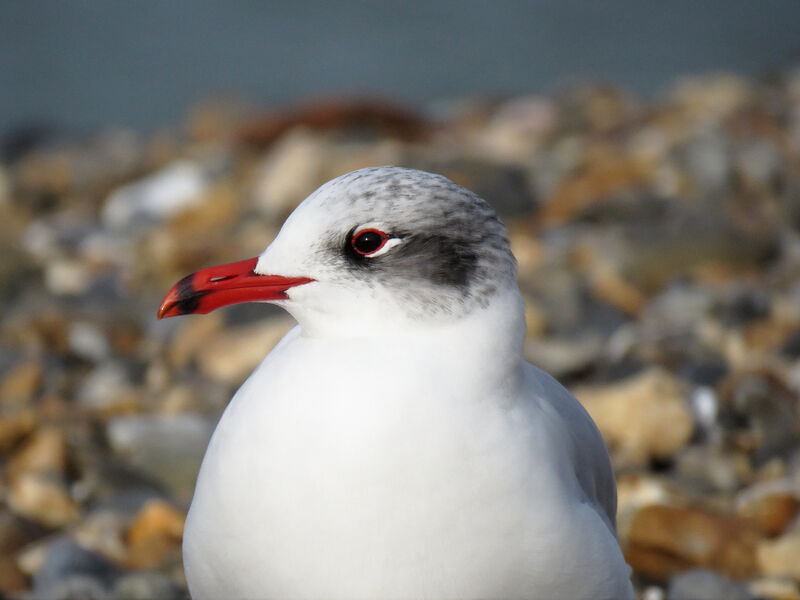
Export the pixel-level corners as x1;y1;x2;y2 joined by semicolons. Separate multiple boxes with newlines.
125;499;185;568
540;151;654;226
250;128;330;218
0;410;37;453
579;252;646;316
574;368;694;465
0;360;43;407
237;97;429;148
109;319;143;357
0;555;26;596
16;538;49;576
196;317;295;384
570;241;647;316
73;509;129;563
736;483;799;537
16;312;70;355
670;74;753;121
6;426;68;484
523;298;547;339
0;512;38;554
509;229;544;276
757;528;800;580
167;311;223;369
45;258;92;295
615;473;690;541
625;503;762;581
0;512;38;593
37;394;69;421
7;472;80;528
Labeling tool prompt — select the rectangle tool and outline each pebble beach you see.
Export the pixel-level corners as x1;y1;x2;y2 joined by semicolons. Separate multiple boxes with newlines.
2;67;800;599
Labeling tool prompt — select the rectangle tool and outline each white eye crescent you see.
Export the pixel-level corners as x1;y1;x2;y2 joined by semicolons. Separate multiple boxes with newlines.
366;237;403;257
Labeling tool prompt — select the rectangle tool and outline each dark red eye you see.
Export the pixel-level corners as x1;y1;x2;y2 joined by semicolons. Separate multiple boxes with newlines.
351;229;388;256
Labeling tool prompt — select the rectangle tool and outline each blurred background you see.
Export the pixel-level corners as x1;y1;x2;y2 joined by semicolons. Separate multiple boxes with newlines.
3;1;800;135
2;2;800;599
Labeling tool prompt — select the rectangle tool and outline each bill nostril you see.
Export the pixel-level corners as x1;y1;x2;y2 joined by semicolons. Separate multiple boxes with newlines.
209;275;236;283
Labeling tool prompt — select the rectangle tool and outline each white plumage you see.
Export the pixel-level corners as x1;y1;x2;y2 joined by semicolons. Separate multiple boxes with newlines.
163;167;634;599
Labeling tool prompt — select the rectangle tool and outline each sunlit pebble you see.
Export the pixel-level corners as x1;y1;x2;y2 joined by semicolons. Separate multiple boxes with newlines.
45;260;91;296
68;322;110;362
642;585;665;600
493;96;557;135
78;231;132;267
23;220;59;260
77;363;131;409
690;386;718;430
103;159;207;229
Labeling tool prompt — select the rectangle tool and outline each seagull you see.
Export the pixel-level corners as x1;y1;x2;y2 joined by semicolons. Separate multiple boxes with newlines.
158;167;634;599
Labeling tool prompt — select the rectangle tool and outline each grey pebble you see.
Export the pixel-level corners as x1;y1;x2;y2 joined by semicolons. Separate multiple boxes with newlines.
110;571;186;600
667;568;753;600
32;539;119;598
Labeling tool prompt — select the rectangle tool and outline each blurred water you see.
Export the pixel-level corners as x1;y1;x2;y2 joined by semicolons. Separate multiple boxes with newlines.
2;0;799;135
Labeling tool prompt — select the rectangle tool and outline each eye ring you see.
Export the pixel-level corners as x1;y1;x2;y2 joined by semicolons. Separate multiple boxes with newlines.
351;228;389;256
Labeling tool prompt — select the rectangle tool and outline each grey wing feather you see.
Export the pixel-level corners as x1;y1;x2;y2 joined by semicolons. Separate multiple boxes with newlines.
523;363;618;534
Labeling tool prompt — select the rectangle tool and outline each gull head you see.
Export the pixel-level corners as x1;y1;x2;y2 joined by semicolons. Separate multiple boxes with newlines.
159;167;518;337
